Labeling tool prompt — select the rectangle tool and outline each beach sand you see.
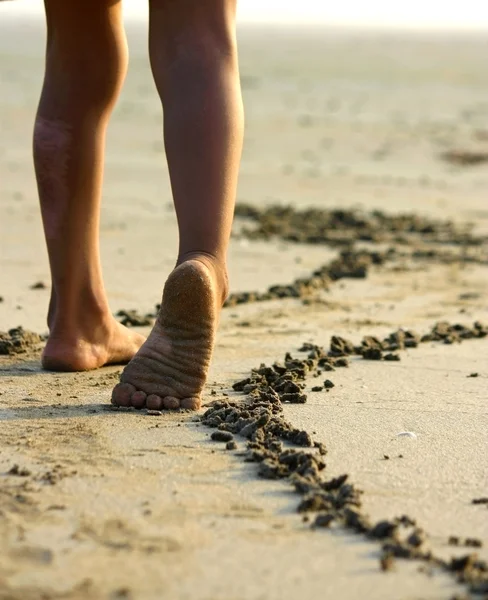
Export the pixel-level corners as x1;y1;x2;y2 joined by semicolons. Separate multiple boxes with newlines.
0;14;487;600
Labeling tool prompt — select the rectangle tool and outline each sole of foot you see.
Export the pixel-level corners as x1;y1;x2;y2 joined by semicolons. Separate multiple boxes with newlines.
41;320;146;372
111;259;220;411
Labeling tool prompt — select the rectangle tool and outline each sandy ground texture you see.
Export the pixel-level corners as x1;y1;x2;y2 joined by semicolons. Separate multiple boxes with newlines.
1;15;488;600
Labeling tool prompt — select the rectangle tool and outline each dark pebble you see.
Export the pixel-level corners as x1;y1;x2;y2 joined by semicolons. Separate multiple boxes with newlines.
369;520;398;540
472;497;488;505
407;529;426;548
313;513;335;528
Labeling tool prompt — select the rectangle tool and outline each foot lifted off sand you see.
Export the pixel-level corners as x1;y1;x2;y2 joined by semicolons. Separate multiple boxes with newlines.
111;259;219;411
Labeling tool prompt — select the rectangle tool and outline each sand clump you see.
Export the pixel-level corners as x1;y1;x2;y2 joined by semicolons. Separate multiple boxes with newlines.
440;150;488;167
0;326;44;356
472;498;488;506
115;309;153;327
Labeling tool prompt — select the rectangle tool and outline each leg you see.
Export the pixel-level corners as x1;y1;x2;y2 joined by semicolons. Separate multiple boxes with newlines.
35;0;145;371
112;0;243;409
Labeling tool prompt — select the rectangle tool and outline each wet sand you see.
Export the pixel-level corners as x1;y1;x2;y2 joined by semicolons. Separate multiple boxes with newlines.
1;15;488;600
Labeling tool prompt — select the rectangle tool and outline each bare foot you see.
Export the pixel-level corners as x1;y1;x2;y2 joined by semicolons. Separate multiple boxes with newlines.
42;319;146;372
111;259;223;411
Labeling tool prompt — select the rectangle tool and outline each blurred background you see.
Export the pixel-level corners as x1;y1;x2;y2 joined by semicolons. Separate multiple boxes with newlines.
1;0;487;321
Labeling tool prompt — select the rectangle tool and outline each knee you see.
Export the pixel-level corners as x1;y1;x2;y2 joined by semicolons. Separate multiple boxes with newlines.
46;31;128;112
149;10;238;74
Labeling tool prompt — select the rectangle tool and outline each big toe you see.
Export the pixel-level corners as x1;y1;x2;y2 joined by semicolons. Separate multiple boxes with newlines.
112;382;136;406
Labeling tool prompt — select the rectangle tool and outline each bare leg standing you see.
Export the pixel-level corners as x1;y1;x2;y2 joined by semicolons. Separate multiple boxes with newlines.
112;0;244;409
36;0;145;371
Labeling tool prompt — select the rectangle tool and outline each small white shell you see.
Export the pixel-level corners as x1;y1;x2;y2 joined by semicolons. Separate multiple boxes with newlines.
397;431;417;439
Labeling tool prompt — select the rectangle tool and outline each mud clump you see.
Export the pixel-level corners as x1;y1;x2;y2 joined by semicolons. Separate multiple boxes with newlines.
0;327;44;356
39;465;76;486
116;310;153;327
368;520;398;540
230;346;348;406
407;529;426;548
449;536;483;549
313;513;335;529
440;149;488;167
210;430;234;443
7;464;31;477
421;321;487;344
472;498;488;505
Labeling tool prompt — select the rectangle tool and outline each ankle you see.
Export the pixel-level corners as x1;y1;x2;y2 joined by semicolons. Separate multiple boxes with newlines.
177;252;229;304
48;292;114;339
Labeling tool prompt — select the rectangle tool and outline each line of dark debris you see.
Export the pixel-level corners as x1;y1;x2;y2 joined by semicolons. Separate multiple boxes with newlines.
225;247;393;307
202;320;487;597
224;245;487;308
324;321;487;362
234;203;486;248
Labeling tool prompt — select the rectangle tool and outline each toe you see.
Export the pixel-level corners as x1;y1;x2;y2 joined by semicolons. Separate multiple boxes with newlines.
147;394;163;410
162;396;180;410
131;390;147;409
180;397;201;411
112;383;136;406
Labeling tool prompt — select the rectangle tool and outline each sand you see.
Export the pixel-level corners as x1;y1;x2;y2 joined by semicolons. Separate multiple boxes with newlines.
1;14;488;600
